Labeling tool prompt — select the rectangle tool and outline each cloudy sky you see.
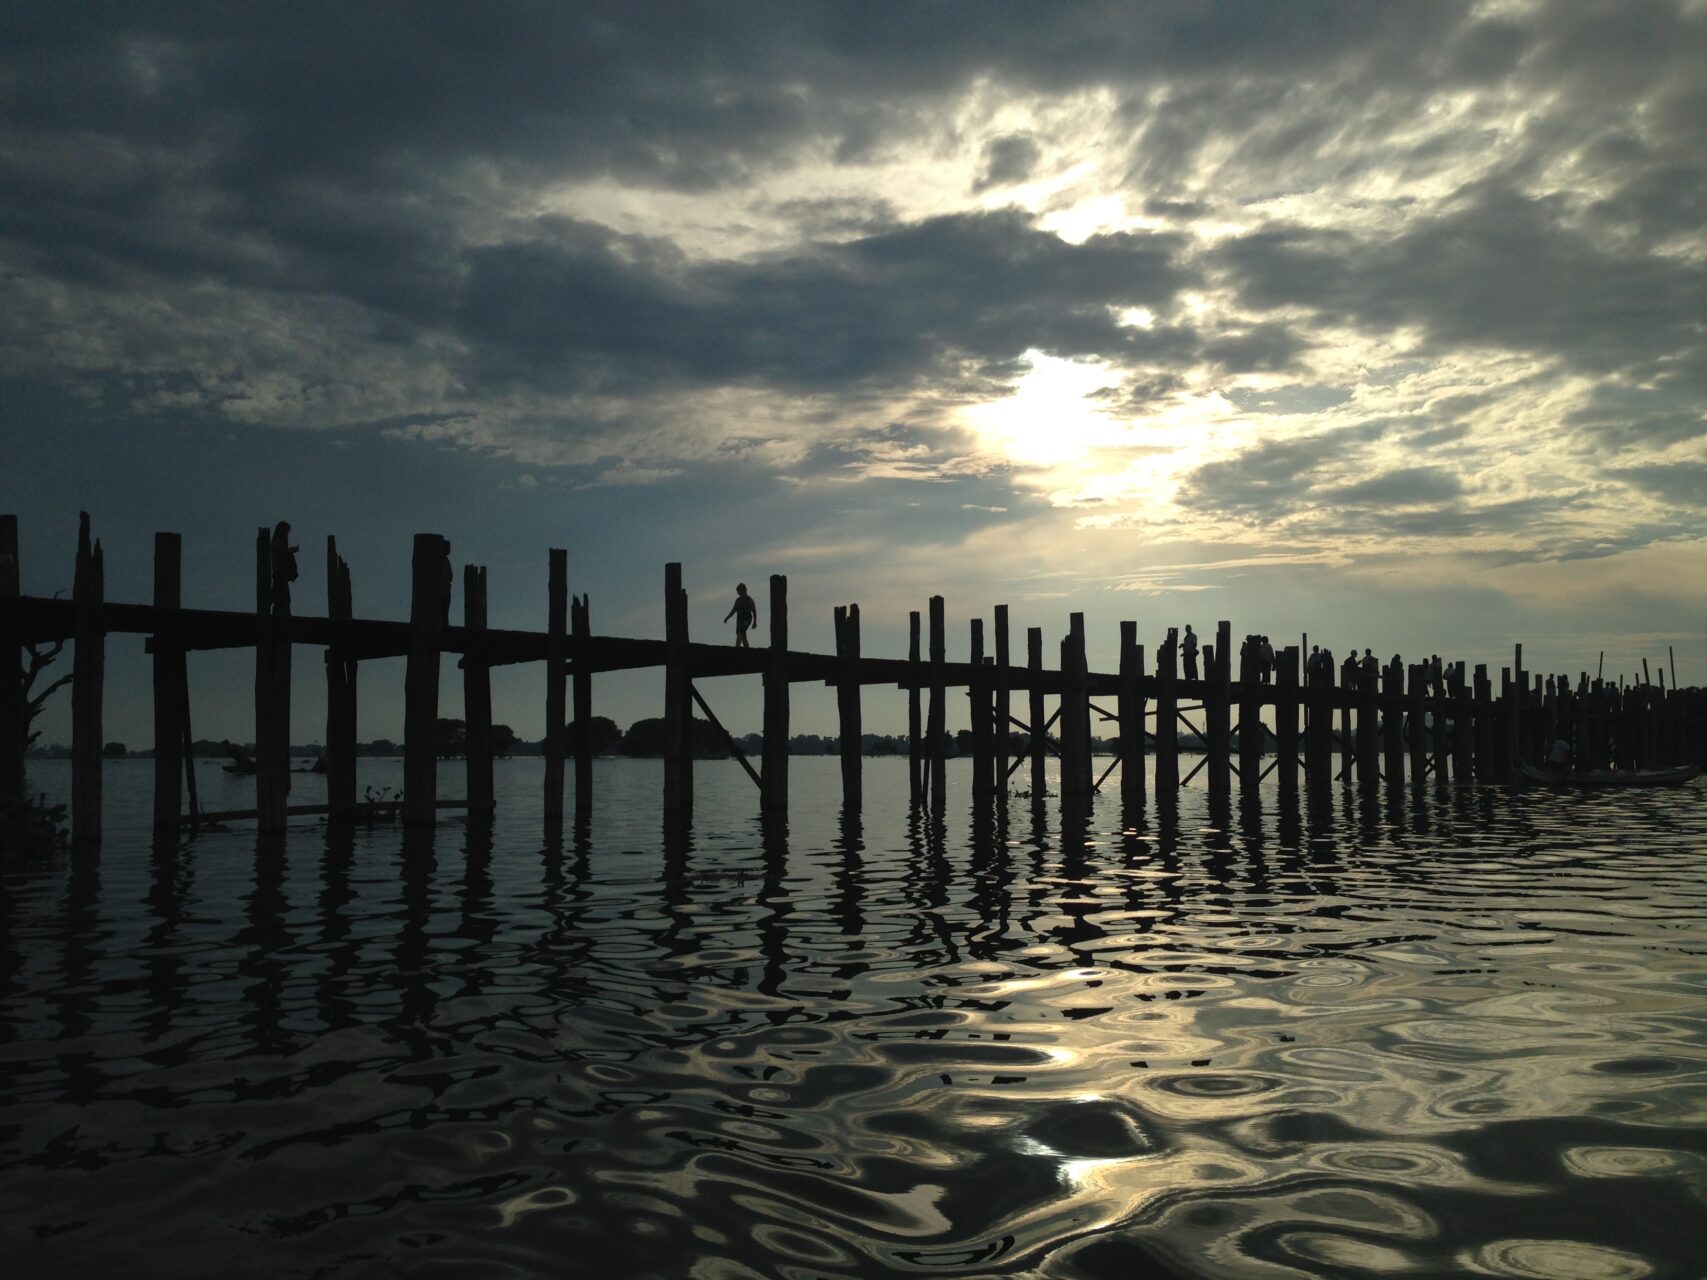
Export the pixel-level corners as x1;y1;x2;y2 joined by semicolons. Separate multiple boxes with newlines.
6;1;1706;744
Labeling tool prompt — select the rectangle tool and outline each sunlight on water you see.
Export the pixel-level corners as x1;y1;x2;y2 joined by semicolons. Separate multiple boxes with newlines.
3;758;1706;1278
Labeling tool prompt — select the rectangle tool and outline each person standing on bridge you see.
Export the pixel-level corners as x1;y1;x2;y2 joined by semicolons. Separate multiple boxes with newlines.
724;582;757;648
1181;623;1199;680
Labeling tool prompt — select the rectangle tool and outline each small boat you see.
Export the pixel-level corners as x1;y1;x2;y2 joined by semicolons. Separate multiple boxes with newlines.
1514;759;1703;788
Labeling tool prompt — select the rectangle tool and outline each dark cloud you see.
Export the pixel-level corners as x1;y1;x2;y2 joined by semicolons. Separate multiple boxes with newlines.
1324;467;1464;507
973;134;1042;193
1174;422;1388;522
1610;462;1707;508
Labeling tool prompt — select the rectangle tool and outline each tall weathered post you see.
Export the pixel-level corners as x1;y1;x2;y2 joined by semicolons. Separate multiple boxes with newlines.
572;595;593;806
256;525;295;831
1356;658;1379;788
1274;646;1299;794
1382;657;1404;786
463;564;494;815
761;575;789;811
994;605;1010;794
1155;628;1179;791
1238;636;1261;786
835;603;862;806
1207;620;1232;796
1027;626;1046;797
1407;663;1428;783
547;551;569;820
662;561;688;814
907;610;923;802
1430;662;1450;784
1452;664;1474;780
72;515;105;845
0;516;21;816
1304;652;1331;788
324;538;357;822
1338;656;1356;782
1472;664;1493;780
970;618;991;798
1118;620;1145;806
402;533;444;827
926;595;946;806
148;537;187;834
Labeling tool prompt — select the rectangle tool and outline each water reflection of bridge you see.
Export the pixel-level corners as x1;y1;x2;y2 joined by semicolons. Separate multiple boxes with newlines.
3;512;1702;847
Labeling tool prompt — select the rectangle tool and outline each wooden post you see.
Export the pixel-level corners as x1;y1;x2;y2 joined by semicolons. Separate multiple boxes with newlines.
1382;657;1404;786
762;574;789;811
836;603;862;806
1472;664;1492;781
907;610;923;802
925;595;945;806
1238;636;1261;786
1119;621;1144;805
547;550;569;820
994;605;1010;794
1430;663;1450;784
662;561;687;814
1356;658;1378;788
402;533;444;827
323;538;357;822
72;514;104;845
1512;644;1527;768
463;564;494;814
1207;620;1231;796
1059;635;1081;800
153;532;185;831
1274;646;1299;794
970;618;991;798
254;528;274;829
1305;651;1331;788
0;515;21;816
1338;656;1355;782
1407;664;1429;783
572;594;592;806
1155;628;1179;791
1027;626;1045;796
1068;613;1093;797
1452;664;1473;780
1499;668;1517;778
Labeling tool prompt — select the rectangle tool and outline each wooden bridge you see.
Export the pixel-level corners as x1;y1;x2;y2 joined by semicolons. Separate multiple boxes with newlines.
3;513;1703;847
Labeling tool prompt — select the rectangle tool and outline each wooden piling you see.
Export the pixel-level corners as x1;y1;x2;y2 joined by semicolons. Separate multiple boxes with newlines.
1207;620;1231;795
1452;665;1473;780
970;617;991;798
1027;626;1045;796
1355;657;1378;788
153;532;185;832
1118;621;1144;805
463;564;494;815
1274;646;1299;793
1064;613;1092;798
836;603;862;805
1382;657;1404;785
1059;635;1081;800
1407;664;1428;783
1238;635;1262;785
547;551;569;820
402;533;443;827
907;610;923;802
762;575;789;811
994;605;1010;793
662;561;687;814
925;595;945;806
324;538;357;822
1472;664;1493;780
255;526;293;832
1338;656;1355;783
1430;663;1450;784
0;516;20;815
1305;652;1332;787
572;594;592;805
1155;627;1179;791
71;515;104;845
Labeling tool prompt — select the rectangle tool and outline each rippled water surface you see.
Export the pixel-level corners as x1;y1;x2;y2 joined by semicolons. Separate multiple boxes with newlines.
4;758;1707;1278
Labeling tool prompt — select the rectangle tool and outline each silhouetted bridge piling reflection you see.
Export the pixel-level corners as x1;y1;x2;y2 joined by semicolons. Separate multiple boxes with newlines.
3;511;1703;848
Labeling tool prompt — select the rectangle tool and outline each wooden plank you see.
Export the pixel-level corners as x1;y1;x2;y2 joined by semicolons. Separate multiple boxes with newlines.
402;533;444;827
1028;626;1046;797
662;561;686;814
836;603;862;805
464;563;494;814
761;574;789;811
908;610;923;802
1155;627;1179;790
926;595;945;805
994;605;1010;792
72;514;104;845
546;550;568;819
1207;620;1231;795
572;594;592;805
153;531;184;831
324;538;357;822
1273;646;1299;792
690;684;762;791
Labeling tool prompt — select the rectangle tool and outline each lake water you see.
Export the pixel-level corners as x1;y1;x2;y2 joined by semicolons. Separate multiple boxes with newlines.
4;757;1706;1279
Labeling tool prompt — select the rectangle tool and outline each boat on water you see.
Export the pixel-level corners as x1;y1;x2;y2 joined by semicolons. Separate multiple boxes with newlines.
1514;759;1703;788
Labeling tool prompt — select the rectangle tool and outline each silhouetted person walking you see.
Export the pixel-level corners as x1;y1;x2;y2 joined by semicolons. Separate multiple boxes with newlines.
724;582;757;647
1181;624;1199;680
